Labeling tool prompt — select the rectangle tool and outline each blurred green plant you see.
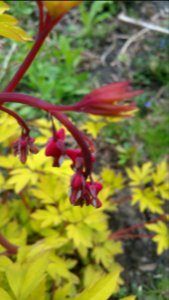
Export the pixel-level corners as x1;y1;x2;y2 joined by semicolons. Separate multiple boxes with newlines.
79;0;117;39
143;275;169;300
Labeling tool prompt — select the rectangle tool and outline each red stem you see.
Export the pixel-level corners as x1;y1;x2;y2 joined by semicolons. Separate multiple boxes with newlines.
0;92;77;111
0;233;18;255
113;233;154;239
19;192;31;211
36;0;45;33
109;214;167;240
0;93;92;176
3;13;62;94
51;110;92;177
4;33;48;93
0;106;30;135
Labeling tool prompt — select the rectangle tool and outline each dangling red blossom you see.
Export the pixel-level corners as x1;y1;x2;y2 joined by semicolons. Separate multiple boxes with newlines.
69;171;103;208
13;135;39;164
66;149;95;171
45;128;65;167
74;81;143;117
69;171;85;205
85;181;103;208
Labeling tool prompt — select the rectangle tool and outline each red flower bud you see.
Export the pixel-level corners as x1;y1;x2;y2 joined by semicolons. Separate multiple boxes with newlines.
66;149;95;171
13;135;39;164
69;172;85;205
75;81;143;118
69;172;103;208
45;128;65;167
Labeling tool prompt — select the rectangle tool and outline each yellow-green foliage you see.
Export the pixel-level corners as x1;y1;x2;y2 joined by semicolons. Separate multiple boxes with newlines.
145;222;169;255
0;0;32;41
0;113;124;299
127;161;169;214
0;112;169;299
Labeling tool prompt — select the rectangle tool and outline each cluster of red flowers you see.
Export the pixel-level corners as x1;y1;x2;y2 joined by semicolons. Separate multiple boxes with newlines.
4;79;143;208
0;1;143;209
45;128;103;208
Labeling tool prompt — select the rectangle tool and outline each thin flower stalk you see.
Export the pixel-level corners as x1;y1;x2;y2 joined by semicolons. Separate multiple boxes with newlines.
0;106;30;135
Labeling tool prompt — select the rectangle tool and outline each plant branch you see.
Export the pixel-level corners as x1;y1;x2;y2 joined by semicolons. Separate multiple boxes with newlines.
0;93;92;176
0;233;18;255
0;106;30;135
109;214;167;240
4;32;48;92
36;0;45;33
50;110;92;177
3;13;63;93
113;233;154;239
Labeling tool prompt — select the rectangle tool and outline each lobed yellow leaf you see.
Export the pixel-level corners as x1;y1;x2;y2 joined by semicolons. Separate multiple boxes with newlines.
0;1;32;41
31;206;62;228
81;116;106;138
0;0;9;13
70;267;122;300
7;168;38;193
0;155;21;169
0;114;19;143
145;221;169;254
131;188;164;214
153;160;169;185
20;253;49;300
54;283;73;300
83;265;104;289
155;182;169;200
92;246;115;269
101;168;124;192
47;255;79;283
66;224;93;248
3;220;27;247
0;14;18;24
126;162;152;186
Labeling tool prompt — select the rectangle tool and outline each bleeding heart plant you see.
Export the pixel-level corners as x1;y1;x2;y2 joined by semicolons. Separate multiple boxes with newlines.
0;0;143;209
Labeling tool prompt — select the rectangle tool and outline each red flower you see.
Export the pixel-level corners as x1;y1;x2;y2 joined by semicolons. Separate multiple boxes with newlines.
69;172;85;205
13;135;39;164
75;81;143;117
69;171;103;208
85;181;103;208
45;128;65;167
66;149;95;171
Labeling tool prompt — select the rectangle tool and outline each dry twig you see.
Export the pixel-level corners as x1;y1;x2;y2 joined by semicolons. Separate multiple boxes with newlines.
118;13;169;35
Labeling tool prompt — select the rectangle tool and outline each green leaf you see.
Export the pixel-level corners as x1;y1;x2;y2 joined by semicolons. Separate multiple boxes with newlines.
47;255;79;284
54;283;73;300
145;222;169;254
27;279;46;300
67;224;92;248
0;256;12;270
70;268;121;300
6;263;24;299
20;253;49;300
5;253;49;300
31;206;61;228
0;289;12;300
